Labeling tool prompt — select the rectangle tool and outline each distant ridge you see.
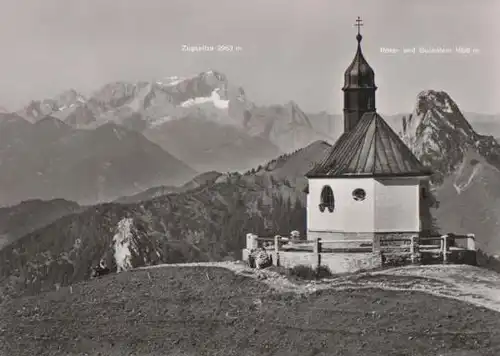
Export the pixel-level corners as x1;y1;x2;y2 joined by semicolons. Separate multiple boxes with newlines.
0;117;196;206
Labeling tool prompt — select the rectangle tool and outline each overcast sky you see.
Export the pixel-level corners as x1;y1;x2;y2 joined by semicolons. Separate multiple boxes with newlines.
0;0;498;114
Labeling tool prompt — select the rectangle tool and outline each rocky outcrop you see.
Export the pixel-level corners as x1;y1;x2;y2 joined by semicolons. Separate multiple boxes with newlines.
400;90;500;254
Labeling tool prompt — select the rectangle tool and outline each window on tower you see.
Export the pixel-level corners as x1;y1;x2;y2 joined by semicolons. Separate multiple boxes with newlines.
367;96;373;108
319;185;335;212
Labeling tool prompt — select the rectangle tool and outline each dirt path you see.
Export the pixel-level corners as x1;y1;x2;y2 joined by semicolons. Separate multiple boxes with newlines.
369;265;500;312
139;262;500;313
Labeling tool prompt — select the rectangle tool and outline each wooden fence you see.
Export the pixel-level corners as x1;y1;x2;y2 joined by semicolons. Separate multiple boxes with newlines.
245;233;476;265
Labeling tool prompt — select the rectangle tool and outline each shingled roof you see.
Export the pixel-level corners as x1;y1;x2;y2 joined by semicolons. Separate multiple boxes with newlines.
306;112;432;178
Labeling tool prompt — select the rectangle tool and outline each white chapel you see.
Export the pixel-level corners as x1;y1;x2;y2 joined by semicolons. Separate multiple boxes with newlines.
305;17;433;243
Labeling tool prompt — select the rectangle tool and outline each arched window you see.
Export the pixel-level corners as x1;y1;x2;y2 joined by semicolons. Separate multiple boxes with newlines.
319;185;335;213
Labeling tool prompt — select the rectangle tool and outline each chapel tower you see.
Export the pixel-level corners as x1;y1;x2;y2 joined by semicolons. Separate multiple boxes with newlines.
342;16;377;132
305;17;432;244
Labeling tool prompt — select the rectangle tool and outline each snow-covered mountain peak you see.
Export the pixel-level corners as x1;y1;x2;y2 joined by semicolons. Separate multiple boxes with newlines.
16;70;238;128
200;69;227;81
180;88;229;109
54;89;86;107
14;69;325;155
17;89;87;122
155;76;186;87
91;81;144;107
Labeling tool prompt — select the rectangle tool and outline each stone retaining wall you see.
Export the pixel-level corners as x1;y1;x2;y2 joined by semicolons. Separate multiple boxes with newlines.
242;249;383;274
277;251;382;273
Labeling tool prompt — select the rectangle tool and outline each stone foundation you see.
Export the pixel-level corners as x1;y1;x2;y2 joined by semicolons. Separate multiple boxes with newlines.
242;231;477;275
242;248;383;274
308;230;419;241
277;251;383;274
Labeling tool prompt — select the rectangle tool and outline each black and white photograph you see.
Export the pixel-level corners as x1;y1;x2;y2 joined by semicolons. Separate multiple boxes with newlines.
0;0;499;355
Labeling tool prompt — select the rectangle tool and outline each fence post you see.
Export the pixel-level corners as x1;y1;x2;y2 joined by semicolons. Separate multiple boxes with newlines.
246;233;252;250
252;234;259;249
313;238;322;269
467;234;476;251
442;234;448;264
410;235;417;264
372;234;381;252
246;233;258;250
274;235;280;267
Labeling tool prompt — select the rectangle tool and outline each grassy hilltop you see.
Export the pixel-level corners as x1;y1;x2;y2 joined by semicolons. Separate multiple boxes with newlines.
0;265;499;356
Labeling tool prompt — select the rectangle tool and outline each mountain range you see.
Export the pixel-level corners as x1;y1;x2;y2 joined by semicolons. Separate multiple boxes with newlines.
2;70;500;299
14;70;333;174
0;114;196;207
6;70;499;207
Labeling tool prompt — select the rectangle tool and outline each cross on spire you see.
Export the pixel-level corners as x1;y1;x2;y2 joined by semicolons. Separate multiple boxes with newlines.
354;16;363;43
354;16;363;35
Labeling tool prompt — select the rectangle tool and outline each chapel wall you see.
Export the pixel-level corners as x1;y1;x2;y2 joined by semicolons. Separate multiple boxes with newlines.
307;178;375;233
373;178;420;232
